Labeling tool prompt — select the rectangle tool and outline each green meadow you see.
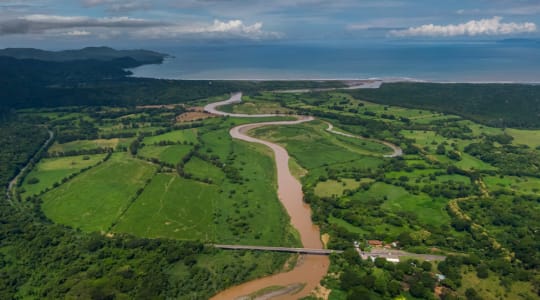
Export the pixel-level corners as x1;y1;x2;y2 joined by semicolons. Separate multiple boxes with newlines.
113;174;217;240
184;156;225;183
21;154;106;197
138;144;193;165
48;138;132;153
143;128;198;145
41;153;157;232
252;120;390;169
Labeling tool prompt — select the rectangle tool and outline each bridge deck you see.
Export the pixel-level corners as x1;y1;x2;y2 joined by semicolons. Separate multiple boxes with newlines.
213;244;343;255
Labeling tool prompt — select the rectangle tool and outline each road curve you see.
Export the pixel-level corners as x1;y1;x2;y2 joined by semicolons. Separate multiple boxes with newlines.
204;92;288;118
325;122;403;158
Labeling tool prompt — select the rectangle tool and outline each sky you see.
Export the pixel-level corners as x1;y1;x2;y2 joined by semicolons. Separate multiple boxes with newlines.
0;0;539;48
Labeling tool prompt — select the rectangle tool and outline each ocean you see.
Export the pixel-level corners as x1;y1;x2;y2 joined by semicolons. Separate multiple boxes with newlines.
130;41;540;83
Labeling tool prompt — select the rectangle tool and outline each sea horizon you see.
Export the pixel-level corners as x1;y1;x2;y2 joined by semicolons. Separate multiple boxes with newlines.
130;40;540;83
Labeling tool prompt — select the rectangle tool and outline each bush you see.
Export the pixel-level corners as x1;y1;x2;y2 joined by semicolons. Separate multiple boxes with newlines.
27;177;40;185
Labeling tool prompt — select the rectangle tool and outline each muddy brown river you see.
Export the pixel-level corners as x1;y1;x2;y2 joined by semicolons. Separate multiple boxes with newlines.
206;92;402;299
206;95;330;300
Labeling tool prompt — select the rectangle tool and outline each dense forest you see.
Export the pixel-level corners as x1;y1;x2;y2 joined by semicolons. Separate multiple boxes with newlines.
346;83;540;128
0;47;344;109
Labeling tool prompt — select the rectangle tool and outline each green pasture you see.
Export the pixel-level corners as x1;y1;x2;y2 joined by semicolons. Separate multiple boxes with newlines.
505;128;540;148
48;138;132;153
113;174;217;240
455;153;497;170
484;175;540;195
41;153;157;232
21;154;106;197
184;156;225;183
251;121;388;169
220;96;293;115
143;128;198;145
138;144;193;165
314;178;372;198
458;267;537;300
352;182;450;226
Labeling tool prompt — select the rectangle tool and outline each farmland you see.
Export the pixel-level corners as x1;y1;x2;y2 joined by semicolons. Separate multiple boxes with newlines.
6;86;540;300
243;90;540;300
41;153;157;232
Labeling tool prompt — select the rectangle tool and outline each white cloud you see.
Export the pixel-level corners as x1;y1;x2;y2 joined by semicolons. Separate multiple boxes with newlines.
0;13;279;39
134;19;281;39
64;30;91;36
390;17;536;37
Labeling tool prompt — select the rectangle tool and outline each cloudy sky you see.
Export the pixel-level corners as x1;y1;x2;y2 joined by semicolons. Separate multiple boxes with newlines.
0;0;539;48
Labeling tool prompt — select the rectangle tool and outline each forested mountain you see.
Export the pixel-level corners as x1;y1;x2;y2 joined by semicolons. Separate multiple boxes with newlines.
0;46;166;64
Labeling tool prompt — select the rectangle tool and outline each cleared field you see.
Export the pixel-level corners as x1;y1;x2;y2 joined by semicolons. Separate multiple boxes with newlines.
21;154;106;197
484;175;540;195
220;96;293;115
455;153;497;171
41;153;157;232
143;128;198;145
355;182;450;226
400;130;448;147
252;121;388;169
314;178;372;198
458;267;537;300
138;144;193;165
505;128;540;148
48;138;132;153
184;157;225;183
113;174;217;240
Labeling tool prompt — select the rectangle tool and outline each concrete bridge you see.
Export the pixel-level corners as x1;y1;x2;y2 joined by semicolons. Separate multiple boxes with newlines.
213;244;343;255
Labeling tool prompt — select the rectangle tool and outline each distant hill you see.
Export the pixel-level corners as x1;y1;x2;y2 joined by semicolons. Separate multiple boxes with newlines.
0;46;167;64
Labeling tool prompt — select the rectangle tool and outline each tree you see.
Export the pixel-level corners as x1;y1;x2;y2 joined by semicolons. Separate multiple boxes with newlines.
387;280;401;297
409;282;427;298
27;177;39;184
374;276;387;295
465;288;482;300
421;261;433;272
374;257;387;268
476;264;489;279
436;144;446;155
340;269;362;290
343;248;362;265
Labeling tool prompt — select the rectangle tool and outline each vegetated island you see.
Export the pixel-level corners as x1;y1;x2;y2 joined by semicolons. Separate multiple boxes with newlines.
0;48;539;300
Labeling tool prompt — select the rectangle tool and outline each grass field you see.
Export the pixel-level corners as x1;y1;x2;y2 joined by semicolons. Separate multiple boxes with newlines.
213;140;299;246
41;153;157;232
314;178;372;198
184;157;225;183
143;128;198;145
356;182;450;226
505;128;540;148
220;95;293;115
138;144;193;165
458;266;537;300
113;174;218;240
252;121;387;169
484;175;540;195
21;154;106;197
48;138;132;153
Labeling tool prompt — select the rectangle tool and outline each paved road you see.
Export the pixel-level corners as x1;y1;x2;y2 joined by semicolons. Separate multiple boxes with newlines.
214;244;343;255
358;247;446;262
204;92;287;118
325;122;403;158
6;130;54;204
